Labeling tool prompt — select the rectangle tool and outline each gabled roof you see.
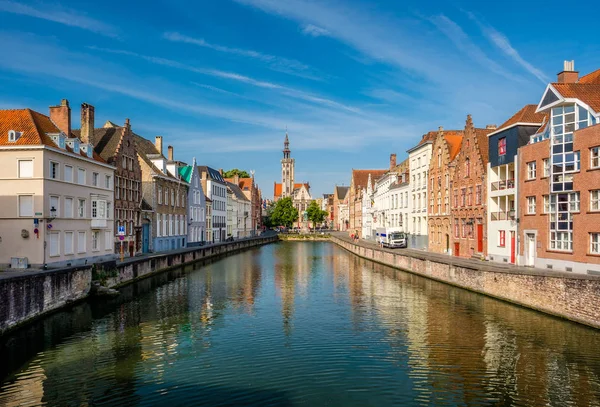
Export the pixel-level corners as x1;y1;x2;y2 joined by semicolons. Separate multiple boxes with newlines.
552;83;600;112
198;165;225;183
407;131;437;153
442;131;464;161
72;125;124;162
335;185;349;200
133;134;178;180
474;127;494;164
274;182;310;198
492;104;548;135
579;68;600;84
0;108;106;163
224;177;254;192
227;181;250;202
351;169;387;190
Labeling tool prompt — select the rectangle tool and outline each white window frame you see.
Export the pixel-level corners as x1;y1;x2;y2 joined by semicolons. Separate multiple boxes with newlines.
18;159;33;178
527;196;536;214
543;158;550;178
77;168;86;185
92;172;99;186
49;231;60;257
105;231;112;251
18;194;34;217
64;165;73;182
78;199;86;218
65;197;74;218
591;147;600;169
591;233;600;254
78;231;86;253
527;161;537;180
591;190;600;212
92;231;99;251
49;195;60;217
105;175;111;189
64;231;74;255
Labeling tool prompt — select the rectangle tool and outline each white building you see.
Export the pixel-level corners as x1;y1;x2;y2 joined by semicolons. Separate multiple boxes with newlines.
389;178;410;233
407;133;435;249
0;102;116;268
361;174;375;239
199;166;227;242
227;181;252;238
179;157;206;246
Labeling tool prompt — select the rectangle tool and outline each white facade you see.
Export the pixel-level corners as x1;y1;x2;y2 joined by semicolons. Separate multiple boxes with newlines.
389;178;411;233
407;141;432;249
372;172;397;232
361;174;375;239
200;166;227;242
487;160;518;264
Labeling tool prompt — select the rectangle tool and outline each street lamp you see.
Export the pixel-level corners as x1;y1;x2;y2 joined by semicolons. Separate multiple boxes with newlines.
42;206;57;270
46;206;57;222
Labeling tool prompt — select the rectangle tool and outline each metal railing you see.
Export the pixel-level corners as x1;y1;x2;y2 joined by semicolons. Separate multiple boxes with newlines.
491;179;515;191
490;210;516;221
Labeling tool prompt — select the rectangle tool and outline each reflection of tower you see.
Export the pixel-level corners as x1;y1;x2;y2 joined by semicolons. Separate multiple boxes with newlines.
281;133;295;198
274;244;296;337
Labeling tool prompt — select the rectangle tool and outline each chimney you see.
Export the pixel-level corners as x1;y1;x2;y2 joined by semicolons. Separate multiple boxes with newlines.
486;124;497;130
557;60;578;84
219;168;223;175
168;145;173;161
80;103;95;144
49;99;71;136
234;174;240;184
155;136;163;155
389;153;397;170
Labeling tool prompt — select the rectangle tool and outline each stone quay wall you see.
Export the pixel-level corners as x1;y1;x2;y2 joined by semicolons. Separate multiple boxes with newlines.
0;235;278;335
331;236;600;329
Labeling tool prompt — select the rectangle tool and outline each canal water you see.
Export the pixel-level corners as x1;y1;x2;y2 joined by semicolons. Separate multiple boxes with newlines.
1;242;600;406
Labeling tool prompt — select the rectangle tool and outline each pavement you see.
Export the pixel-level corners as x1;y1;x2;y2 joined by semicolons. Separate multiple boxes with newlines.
330;232;600;280
0;232;276;281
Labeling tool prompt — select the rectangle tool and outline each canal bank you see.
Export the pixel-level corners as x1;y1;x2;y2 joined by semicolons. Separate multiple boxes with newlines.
331;233;600;329
0;234;278;336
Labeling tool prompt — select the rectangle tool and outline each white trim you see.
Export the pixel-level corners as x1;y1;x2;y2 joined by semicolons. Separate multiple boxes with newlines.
0;144;116;170
486;122;544;137
536;84;564;113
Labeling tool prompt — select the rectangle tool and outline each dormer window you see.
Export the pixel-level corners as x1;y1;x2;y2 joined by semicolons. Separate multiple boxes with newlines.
8;130;21;142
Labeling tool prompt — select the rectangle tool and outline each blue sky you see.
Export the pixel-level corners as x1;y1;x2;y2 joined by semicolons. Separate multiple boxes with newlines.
1;0;599;198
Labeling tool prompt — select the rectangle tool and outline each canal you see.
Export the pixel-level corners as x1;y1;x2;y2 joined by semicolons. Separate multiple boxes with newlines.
1;242;600;406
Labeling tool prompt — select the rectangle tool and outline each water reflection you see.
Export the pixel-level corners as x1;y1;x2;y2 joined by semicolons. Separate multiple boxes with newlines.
1;242;600;406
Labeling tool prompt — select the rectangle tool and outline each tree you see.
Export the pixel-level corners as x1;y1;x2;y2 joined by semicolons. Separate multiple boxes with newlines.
271;197;299;228
306;201;328;230
223;168;250;178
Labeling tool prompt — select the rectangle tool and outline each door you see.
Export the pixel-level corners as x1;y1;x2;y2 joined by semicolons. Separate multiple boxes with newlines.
510;231;516;264
477;224;483;253
525;233;536;266
454;242;460;257
142;223;149;253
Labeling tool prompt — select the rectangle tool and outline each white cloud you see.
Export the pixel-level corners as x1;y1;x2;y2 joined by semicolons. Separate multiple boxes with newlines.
466;12;549;84
0;0;117;37
302;24;329;37
163;31;325;81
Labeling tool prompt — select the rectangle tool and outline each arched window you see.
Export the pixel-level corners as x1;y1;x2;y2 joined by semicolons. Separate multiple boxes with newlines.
465;158;470;177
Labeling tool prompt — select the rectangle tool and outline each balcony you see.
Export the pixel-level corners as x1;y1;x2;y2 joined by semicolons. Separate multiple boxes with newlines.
91;218;107;228
491;179;515;191
490;210;516;221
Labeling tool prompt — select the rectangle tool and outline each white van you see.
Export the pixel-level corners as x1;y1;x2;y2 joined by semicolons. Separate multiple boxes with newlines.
375;228;407;248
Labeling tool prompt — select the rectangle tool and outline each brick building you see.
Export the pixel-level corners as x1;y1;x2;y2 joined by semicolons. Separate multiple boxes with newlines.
427;127;463;254
74;106;144;255
518;62;600;274
333;185;349;231
348;169;386;236
451;116;495;258
486;105;547;264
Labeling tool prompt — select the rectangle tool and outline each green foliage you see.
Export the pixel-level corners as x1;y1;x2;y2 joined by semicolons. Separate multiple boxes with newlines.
306;201;328;228
91;264;118;285
223;169;250;178
271;197;299;228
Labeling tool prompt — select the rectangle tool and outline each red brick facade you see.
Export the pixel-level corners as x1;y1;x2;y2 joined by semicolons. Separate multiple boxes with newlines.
519;124;600;268
428;128;463;254
451;116;494;258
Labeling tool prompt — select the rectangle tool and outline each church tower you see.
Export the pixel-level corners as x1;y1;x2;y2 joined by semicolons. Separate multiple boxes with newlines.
281;132;295;198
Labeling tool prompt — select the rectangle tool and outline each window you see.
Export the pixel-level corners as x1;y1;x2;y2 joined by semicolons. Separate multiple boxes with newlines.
50;196;59;217
171;190;175;206
550;231;572;251
64;165;73;182
18;160;33;178
165;188;169;205
543;195;550;213
157;214;161;237
591;233;600;254
475;185;482;205
65;197;73;218
591;190;600;211
92;199;107;220
105;231;112;251
527;196;536;214
106;202;111;219
78;199;85;218
49;232;60;257
158;186;163;204
543;159;550;177
465;159;470;177
50;161;59;179
78;231;86;253
122;155;127;169
527;161;536;180
64;231;74;255
499;230;506;247
77;168;86;185
92;231;99;251
92;172;99;186
18;195;33;217
461;219;466;238
569;192;580;212
116;177;120;199
498;138;506;156
105;175;111;189
467;187;473;206
591;147;600;169
461;188;466;207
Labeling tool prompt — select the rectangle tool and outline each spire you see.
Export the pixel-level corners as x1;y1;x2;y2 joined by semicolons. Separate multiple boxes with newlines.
283;131;291;159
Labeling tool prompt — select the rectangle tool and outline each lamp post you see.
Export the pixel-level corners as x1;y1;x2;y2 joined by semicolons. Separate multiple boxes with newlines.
42;206;57;270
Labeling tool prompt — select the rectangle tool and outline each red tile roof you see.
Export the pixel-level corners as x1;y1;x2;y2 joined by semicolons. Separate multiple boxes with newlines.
351;169;387;190
495;104;548;132
552;83;600;112
0;108;106;163
579;68;600;84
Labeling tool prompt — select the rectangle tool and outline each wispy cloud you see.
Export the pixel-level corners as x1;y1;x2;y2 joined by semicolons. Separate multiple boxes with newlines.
88;45;359;112
0;0;118;37
429;15;521;82
163;31;325;81
302;24;329;37
466;12;548;84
